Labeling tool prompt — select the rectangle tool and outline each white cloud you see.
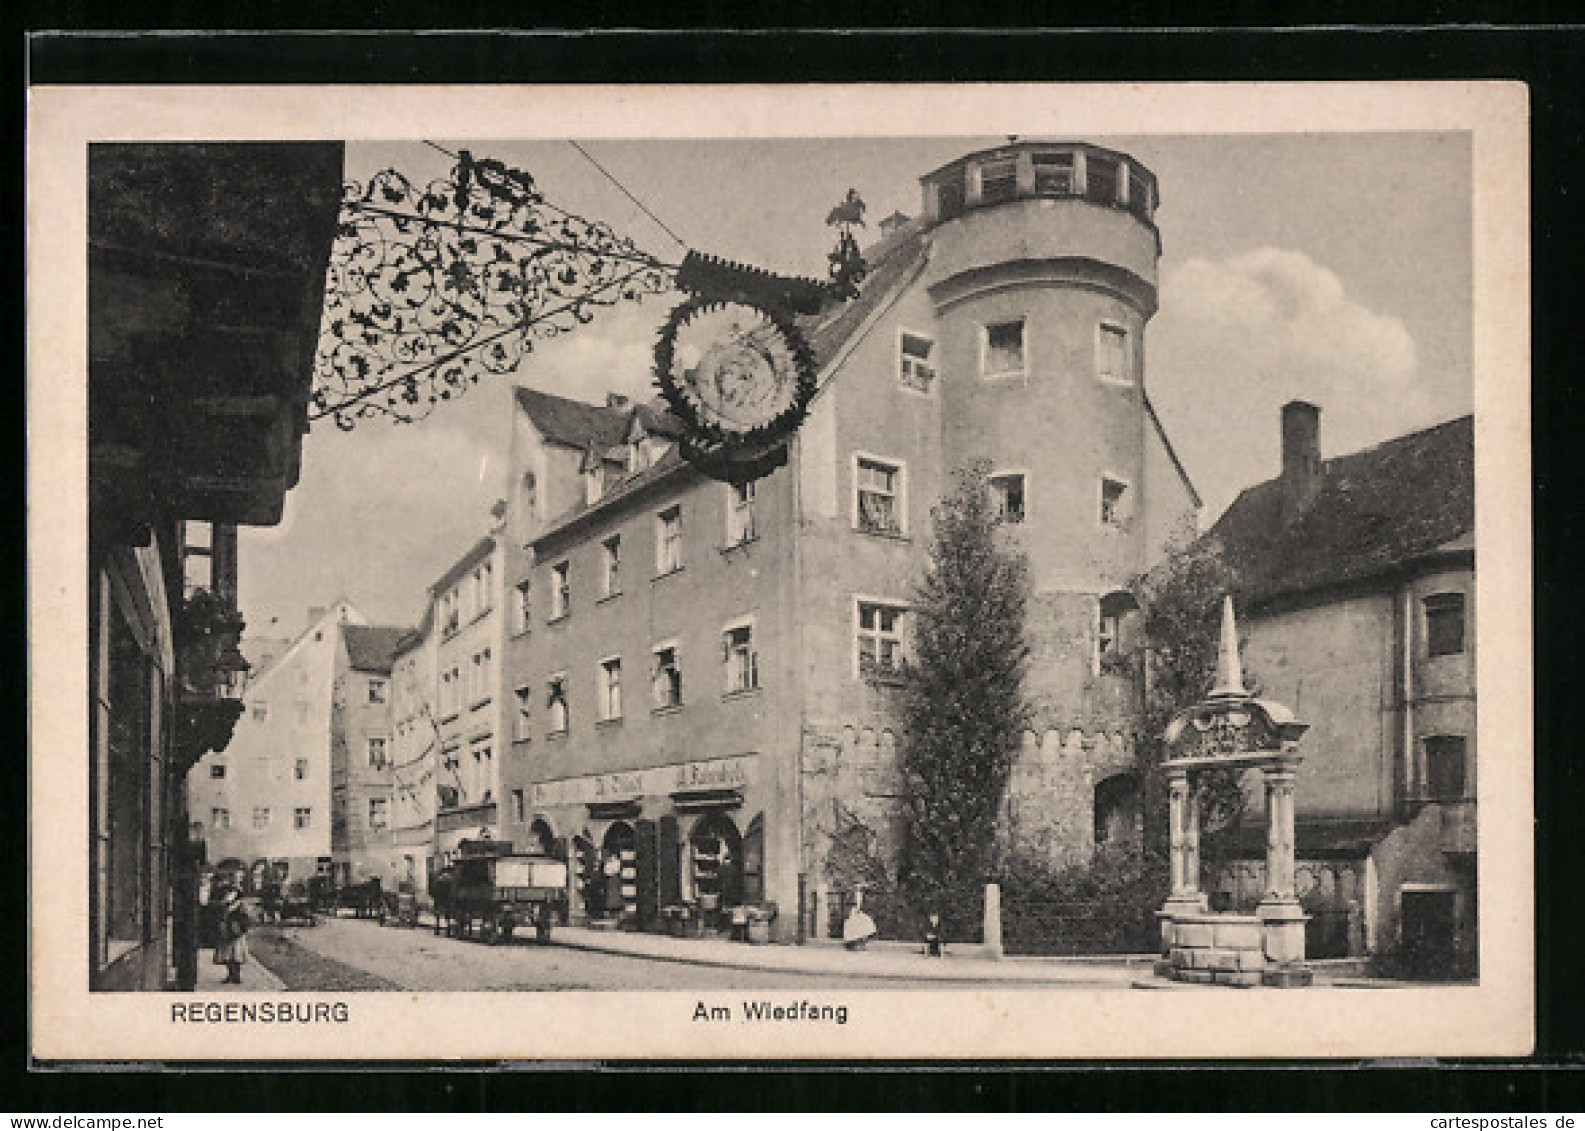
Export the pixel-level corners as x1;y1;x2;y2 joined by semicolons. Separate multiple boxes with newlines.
1148;248;1433;521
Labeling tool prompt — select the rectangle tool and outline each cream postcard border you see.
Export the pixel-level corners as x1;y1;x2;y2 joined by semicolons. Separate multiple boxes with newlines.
27;81;1532;1061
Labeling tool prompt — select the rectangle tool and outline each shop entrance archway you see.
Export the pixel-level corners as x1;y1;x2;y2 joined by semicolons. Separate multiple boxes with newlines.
528;818;556;856
689;812;743;925
601;822;638;926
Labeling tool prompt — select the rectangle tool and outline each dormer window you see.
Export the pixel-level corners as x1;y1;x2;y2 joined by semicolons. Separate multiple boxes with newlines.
629;438;647;475
584;466;603;506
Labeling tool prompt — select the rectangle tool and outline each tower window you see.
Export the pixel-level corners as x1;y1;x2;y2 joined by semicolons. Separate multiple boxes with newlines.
210;762;226;779
989;474;1026;524
1100;478;1130;526
978;157;1017;204
1086;155;1122;205
1097;323;1130;385
1033;150;1076;195
1424;593;1466;657
982;319;1026;379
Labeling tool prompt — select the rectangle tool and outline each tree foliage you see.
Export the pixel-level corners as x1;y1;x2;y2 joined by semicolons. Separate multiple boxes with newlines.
898;462;1032;931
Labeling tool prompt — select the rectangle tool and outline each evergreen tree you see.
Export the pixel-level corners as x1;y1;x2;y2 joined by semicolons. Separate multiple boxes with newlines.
899;462;1032;933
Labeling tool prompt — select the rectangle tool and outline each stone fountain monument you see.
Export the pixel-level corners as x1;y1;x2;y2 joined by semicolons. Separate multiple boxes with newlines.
1156;596;1313;988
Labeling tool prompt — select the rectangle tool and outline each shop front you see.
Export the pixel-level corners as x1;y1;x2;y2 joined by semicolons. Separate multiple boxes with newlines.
533;755;769;936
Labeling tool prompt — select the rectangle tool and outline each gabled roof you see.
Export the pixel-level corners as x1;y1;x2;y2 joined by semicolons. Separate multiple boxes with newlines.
1206;414;1473;605
514;387;630;450
799;228;930;374
429;534;496;596
342;624;411;674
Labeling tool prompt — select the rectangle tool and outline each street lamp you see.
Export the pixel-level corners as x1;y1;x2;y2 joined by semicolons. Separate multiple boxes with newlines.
213;641;251;701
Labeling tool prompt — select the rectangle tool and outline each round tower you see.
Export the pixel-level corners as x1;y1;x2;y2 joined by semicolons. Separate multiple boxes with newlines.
919;141;1168;723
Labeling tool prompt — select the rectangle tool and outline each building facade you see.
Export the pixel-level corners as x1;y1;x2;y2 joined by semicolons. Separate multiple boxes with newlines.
329;624;410;886
86;142;343;989
389;609;438;896
1206;403;1476;976
497;141;1200;941
430;533;509;862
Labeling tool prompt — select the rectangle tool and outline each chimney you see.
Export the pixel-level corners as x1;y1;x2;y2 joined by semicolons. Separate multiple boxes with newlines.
606;392;630;409
1280;400;1322;521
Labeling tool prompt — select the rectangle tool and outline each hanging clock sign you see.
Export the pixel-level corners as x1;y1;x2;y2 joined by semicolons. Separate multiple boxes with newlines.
656;297;817;452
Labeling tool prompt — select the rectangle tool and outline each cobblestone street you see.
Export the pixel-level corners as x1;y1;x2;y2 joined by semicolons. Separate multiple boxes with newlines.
246;916;1134;991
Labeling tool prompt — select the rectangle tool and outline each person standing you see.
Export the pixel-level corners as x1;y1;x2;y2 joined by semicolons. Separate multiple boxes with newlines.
212;884;253;985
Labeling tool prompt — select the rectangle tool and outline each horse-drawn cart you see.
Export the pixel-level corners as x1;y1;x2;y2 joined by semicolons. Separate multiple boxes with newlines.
432;840;568;945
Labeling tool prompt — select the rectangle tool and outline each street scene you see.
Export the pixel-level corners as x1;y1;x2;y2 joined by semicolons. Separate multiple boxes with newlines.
82;119;1485;1006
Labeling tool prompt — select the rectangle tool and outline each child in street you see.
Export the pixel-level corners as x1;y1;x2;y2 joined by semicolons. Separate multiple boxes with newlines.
212;884;253;984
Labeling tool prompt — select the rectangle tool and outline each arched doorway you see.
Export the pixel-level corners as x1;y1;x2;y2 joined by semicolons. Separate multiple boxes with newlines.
689;812;744;925
601;822;638;926
572;832;600;920
528;818;556;857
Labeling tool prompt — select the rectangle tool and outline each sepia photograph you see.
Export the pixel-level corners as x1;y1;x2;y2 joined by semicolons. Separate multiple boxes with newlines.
29;81;1532;1061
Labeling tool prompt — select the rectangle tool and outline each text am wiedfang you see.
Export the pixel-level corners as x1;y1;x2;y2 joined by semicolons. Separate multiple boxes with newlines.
694;1000;849;1026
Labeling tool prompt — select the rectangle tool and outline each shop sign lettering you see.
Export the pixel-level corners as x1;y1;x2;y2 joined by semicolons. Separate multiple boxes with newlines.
532;756;754;808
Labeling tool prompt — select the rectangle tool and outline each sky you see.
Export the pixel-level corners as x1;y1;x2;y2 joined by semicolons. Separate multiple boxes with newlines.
239;132;1472;641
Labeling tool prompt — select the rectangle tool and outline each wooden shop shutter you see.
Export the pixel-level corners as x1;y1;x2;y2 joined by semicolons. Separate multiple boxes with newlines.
658;815;682;907
635;818;659;930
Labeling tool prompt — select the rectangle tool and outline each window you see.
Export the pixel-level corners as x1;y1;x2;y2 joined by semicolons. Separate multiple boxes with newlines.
368;798;388;831
368;738;387;770
514;686;533;740
727;481;757;546
547;675;569;734
600;657;623;720
367;678;387;704
629;437;648;475
470;649;492;706
252;700;268;721
252;806;272;830
1086;154;1121;205
979;157;1017;203
294;807;312;830
294;757;309;781
1425;593;1466;657
1032;150;1075;195
472;746;493;803
1100;478;1129;527
652;646;683;710
210;762;226;779
898;330;936;393
210;807;230;830
1425;736;1468;801
856;602;907;680
442;592;460;636
855;456;904;535
550;561;570;620
1097;323;1130;384
723;624;759;694
989;473;1026;524
656;506;683;574
513;578;532;634
602;535;622;597
511;789;526;824
982;318;1026;378
479;560;493;612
